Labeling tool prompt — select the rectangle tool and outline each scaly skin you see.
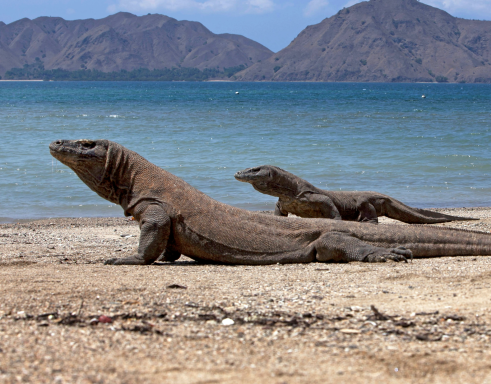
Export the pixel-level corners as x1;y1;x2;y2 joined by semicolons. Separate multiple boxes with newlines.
235;165;479;224
50;140;491;266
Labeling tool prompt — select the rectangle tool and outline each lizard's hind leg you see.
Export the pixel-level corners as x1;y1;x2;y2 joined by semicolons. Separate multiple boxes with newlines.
314;232;412;263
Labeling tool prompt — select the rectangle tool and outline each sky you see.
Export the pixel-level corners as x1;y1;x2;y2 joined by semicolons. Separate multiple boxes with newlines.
1;0;491;52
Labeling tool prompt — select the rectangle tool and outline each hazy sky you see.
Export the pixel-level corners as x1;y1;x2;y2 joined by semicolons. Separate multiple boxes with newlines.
2;0;490;52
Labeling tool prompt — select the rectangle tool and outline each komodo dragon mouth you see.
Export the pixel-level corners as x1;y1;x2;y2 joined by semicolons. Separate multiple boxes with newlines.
49;139;103;165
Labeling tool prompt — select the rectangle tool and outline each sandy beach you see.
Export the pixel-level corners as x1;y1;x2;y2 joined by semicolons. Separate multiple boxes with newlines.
1;208;491;383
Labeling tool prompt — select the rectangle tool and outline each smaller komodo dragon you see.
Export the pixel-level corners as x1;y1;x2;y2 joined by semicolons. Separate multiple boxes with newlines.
50;140;491;266
235;165;478;224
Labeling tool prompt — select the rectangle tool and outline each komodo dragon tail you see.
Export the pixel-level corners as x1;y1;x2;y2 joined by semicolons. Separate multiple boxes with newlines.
385;199;479;224
357;224;491;258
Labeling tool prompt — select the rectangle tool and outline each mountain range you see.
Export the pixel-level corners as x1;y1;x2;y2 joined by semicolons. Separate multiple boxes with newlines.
1;0;491;82
0;12;272;77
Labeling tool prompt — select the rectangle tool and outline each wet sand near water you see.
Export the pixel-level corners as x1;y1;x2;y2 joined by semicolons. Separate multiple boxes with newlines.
1;208;491;383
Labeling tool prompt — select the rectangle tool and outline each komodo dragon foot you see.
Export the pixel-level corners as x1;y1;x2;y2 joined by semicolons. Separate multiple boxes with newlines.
363;247;412;263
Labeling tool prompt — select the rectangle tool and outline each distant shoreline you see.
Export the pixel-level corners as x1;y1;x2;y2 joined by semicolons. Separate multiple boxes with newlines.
0;79;44;82
1;79;486;83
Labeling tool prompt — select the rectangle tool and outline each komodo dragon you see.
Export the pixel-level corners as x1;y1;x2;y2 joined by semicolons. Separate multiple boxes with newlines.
50;139;491;266
235;165;478;224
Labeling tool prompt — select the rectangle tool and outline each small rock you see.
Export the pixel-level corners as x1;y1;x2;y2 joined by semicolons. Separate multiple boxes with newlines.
221;318;234;326
37;322;49;327
340;329;361;334
167;284;187;289
98;315;113;323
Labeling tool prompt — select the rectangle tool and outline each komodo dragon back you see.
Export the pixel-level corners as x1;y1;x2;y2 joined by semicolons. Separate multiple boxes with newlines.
50;140;491;266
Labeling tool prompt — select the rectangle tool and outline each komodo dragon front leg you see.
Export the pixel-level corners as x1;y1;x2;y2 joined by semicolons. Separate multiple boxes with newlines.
105;205;174;265
313;232;412;263
274;201;288;216
355;199;379;224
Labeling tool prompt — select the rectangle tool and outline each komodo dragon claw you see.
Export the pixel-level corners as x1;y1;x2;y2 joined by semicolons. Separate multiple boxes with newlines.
364;247;412;263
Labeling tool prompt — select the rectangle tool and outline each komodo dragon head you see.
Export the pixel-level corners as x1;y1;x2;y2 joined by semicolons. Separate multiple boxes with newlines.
49;139;128;205
234;165;303;198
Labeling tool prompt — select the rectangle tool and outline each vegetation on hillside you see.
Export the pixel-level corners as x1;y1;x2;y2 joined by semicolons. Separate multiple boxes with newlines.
4;59;246;81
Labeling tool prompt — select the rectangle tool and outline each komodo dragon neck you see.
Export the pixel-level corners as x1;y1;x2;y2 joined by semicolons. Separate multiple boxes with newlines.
98;143;205;218
71;141;139;209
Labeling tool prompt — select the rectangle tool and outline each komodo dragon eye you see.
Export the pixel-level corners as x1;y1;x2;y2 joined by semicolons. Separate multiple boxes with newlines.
81;141;96;149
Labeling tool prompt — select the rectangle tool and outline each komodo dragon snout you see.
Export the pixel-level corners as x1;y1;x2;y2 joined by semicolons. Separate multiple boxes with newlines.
50;139;108;169
234;165;272;182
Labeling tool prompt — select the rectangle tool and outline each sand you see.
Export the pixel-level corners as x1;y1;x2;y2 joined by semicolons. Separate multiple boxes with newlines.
1;208;491;383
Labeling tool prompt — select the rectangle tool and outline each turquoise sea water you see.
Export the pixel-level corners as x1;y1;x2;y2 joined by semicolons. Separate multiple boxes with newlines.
1;81;490;222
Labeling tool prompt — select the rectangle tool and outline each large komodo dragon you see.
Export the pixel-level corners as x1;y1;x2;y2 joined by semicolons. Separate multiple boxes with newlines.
50;139;491;266
235;165;478;224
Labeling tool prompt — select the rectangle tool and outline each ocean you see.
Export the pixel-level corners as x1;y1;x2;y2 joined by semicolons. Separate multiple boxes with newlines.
1;81;490;222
